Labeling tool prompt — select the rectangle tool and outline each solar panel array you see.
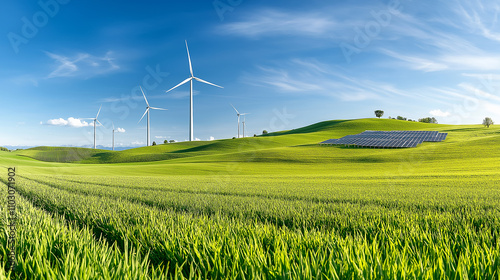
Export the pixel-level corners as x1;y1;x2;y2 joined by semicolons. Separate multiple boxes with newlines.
320;131;448;148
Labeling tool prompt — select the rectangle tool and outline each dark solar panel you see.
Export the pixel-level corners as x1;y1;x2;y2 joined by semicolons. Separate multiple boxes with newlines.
320;130;447;148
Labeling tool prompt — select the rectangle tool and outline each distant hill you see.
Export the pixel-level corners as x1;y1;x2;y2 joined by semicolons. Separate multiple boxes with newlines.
15;146;108;163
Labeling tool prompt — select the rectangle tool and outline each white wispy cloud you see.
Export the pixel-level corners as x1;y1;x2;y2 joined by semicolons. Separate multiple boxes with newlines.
46;51;119;79
374;3;500;73
430;109;451;117
209;136;215;141
45;117;93;128
454;1;500;42
380;50;448;72
217;9;336;37
382;50;500;72
116;127;126;133
441;55;500;71
242;58;410;101
462;73;500;80
386;13;482;54
461;73;500;94
458;83;500;102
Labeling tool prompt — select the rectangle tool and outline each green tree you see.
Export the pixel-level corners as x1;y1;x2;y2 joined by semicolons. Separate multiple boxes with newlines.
374;110;384;118
483;117;494;128
169;140;175;143
164;140;168;144
262;130;268;135
418;117;438;124
152;141;156;146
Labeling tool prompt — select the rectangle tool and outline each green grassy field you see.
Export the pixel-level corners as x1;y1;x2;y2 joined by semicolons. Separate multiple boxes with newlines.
1;118;500;279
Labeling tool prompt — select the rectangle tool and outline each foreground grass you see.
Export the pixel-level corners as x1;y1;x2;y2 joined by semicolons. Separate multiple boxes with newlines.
2;173;499;279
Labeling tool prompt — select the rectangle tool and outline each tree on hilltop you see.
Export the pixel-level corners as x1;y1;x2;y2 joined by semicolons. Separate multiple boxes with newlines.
374;110;384;118
483;117;494;128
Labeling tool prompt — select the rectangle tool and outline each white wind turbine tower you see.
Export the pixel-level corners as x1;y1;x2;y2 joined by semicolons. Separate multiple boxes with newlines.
231;104;249;138
242;113;250;138
81;105;102;149
166;40;223;141
138;86;167;146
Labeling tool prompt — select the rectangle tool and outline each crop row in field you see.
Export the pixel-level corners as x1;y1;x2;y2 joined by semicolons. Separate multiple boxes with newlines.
0;180;163;279
3;174;500;278
28;173;500;209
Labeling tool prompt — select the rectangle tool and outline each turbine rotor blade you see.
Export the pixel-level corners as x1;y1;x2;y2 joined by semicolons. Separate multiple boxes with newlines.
96;119;103;126
138;108;149;123
166;77;192;93
230;104;240;115
150;107;168;110
140;86;150;107
96;105;102;118
186;40;193;77
193;77;223;88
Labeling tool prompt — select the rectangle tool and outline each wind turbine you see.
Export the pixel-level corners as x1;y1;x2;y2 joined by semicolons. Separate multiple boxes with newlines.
166;40;223;141
81;105;102;149
138;86;167;146
231;104;249;138
231;104;241;138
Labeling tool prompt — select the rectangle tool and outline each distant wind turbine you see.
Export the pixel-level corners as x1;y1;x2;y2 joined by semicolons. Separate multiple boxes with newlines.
81;105;102;149
138;86;167;146
166;40;223;141
231;104;248;138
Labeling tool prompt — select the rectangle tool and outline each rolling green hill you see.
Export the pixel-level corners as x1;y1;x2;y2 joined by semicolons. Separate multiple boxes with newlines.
14;118;450;163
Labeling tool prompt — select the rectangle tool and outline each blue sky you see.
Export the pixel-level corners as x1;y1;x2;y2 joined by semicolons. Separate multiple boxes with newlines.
1;0;500;147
